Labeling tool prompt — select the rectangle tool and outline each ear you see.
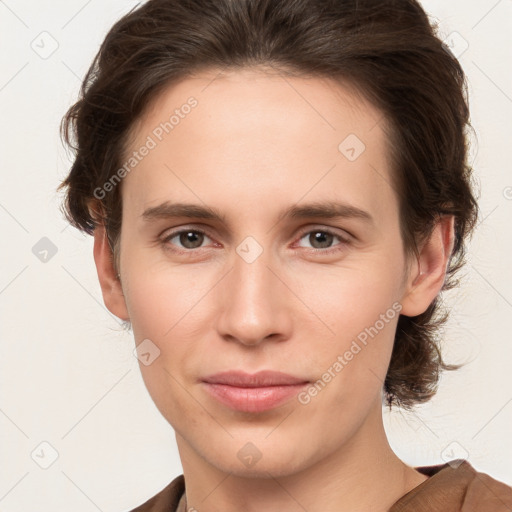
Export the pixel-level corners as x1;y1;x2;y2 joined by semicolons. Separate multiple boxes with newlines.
93;225;129;321
400;215;455;317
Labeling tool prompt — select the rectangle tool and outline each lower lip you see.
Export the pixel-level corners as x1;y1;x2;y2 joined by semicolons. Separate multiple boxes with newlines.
202;382;308;413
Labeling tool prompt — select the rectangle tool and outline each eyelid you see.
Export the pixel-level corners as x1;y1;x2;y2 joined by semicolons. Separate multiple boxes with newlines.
159;225;216;251
292;226;352;253
159;224;353;253
294;225;353;243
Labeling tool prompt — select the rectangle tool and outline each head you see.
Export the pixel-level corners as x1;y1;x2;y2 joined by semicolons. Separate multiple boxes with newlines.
59;0;478;477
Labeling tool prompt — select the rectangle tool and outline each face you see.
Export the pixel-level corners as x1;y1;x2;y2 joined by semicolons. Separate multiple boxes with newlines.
101;67;428;477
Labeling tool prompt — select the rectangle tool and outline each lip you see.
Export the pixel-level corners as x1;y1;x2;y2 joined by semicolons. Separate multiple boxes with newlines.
201;370;309;413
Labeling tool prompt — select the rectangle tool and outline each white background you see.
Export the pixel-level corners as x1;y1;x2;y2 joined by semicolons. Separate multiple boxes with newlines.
1;1;511;510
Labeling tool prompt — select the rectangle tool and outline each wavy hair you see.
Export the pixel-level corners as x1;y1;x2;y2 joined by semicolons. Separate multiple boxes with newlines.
58;0;479;409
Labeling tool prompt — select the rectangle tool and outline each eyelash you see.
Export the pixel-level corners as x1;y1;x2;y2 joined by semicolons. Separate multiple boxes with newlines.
159;226;351;256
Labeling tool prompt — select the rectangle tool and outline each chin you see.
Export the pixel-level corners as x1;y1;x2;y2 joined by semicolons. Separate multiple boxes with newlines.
214;454;309;479
192;434;318;479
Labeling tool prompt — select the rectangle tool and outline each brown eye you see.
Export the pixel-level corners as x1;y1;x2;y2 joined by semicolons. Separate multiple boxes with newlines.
179;231;204;249
296;229;348;251
308;231;335;249
162;229;211;250
301;229;343;249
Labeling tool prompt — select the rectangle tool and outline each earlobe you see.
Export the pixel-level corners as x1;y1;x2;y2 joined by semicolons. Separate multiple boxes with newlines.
93;225;130;321
400;215;455;317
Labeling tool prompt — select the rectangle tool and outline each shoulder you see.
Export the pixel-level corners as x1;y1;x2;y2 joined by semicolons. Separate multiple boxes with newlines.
126;474;185;512
462;464;512;511
390;460;512;511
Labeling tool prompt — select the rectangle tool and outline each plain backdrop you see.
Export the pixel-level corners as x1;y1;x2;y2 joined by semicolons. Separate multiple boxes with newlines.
0;1;511;510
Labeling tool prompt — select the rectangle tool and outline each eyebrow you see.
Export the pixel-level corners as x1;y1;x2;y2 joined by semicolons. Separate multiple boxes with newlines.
141;200;374;226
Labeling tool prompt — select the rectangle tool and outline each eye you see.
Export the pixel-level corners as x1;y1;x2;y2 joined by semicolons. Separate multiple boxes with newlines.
161;229;213;251
159;227;351;255
295;228;350;253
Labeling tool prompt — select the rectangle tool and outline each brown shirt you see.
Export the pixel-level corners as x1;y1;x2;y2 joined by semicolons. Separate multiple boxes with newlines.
129;460;512;511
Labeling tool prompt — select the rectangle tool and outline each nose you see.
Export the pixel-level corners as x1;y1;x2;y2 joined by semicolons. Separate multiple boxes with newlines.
215;245;293;347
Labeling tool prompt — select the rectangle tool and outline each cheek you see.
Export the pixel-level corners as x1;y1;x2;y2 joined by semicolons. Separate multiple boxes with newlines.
293;259;402;331
293;265;402;398
296;311;398;441
123;270;203;423
121;258;211;338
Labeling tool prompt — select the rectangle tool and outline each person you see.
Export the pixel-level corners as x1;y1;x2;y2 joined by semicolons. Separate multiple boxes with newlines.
58;0;512;510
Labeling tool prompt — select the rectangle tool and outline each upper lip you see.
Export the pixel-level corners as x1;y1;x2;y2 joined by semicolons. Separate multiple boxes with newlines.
202;370;309;387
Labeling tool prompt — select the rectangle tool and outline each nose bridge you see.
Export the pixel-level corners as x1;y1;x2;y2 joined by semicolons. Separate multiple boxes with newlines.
216;236;290;345
233;244;272;302
232;232;273;291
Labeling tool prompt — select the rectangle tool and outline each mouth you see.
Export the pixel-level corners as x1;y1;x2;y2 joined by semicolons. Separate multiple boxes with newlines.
201;370;310;413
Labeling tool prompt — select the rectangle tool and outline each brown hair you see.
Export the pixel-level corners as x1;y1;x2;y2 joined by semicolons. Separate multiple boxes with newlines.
58;0;479;409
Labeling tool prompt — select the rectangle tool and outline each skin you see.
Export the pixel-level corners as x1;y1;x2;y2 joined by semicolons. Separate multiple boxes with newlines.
93;67;454;512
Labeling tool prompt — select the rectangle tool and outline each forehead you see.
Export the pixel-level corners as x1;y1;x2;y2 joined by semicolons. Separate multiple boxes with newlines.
121;67;397;227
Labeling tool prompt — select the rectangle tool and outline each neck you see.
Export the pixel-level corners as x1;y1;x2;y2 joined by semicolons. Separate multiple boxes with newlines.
176;401;428;512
